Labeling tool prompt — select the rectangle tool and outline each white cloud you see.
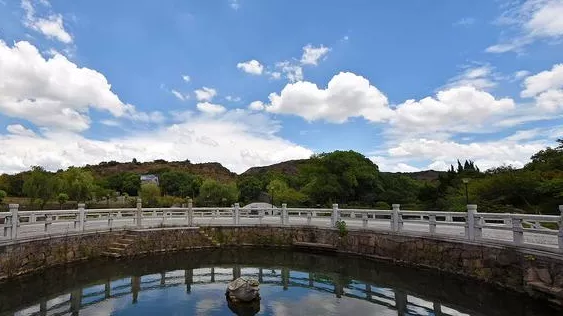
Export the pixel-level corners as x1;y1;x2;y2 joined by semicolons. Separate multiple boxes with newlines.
445;64;499;90
275;61;303;82
386;137;547;171
237;59;264;75
487;0;563;53
0;40;149;131
0;111;312;174
454;17;476;26
269;71;281;80
21;0;72;43
264;72;392;123
6;124;36;137
391;86;515;134
248;101;265;111
171;89;189;101
229;0;239;10
194;87;217;101
196;102;226;115
300;44;330;66
225;95;241;102
521;63;563;111
182;74;191;83
514;70;531;80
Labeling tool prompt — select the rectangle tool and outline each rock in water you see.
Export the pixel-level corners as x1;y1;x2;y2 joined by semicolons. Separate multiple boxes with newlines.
226;277;260;302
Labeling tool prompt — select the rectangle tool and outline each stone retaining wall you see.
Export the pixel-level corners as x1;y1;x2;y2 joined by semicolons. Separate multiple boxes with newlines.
1;225;562;305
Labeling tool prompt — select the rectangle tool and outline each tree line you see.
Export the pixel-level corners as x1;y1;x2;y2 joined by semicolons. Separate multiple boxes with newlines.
0;140;561;214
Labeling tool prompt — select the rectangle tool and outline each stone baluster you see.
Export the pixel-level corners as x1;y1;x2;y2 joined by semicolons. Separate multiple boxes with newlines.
282;203;288;226
512;216;524;245
395;290;407;316
136;198;143;228
234;203;240;225
307;210;312;225
78;203;86;232
9;204;18;240
429;214;436;235
362;212;368;229
331;204;339;227
4;212;11;238
104;280;111;298
466;204;477;241
108;210;113;228
391;204;401;232
281;267;289;290
258;268;263;283
45;213;52;233
70;288;82;315
187;199;193;227
211;267;215;282
366;284;372;300
559;205;563;251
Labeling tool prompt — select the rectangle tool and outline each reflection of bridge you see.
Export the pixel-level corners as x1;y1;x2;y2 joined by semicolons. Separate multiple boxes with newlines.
15;266;457;316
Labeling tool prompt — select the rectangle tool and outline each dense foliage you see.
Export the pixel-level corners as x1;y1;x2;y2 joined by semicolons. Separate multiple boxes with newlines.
0;142;561;214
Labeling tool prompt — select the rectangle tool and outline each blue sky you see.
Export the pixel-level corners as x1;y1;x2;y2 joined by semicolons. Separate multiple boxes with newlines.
0;0;562;174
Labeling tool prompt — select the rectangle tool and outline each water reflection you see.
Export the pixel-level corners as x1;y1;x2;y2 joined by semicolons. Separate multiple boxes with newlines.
0;248;559;316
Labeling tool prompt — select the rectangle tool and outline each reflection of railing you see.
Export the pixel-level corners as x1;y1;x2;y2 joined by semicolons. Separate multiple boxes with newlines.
1;201;562;253
13;266;463;316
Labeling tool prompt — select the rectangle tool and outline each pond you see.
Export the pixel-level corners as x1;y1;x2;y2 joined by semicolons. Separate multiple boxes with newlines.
0;248;559;316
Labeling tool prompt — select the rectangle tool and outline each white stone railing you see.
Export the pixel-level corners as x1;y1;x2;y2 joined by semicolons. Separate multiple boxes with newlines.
1;200;562;253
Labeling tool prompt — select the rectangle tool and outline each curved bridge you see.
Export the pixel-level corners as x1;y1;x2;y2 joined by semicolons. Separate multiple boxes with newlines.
1;202;562;254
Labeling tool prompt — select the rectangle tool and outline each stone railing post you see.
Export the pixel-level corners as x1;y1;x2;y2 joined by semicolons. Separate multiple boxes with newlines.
136;198;142;228
331;204;339;227
234;203;240;225
187;199;193;226
429;214;436;235
78;203;86;231
307;210;312;225
45;213;52;232
558;205;563;251
391;204;400;232
466;204;477;241
282;203;288;225
512;216;524;245
9;204;18;240
362;212;368;229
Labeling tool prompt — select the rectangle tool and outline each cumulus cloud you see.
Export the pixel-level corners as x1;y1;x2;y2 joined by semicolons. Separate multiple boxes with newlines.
171;89;189;101
300;44;330;66
391;86;515;134
264;72;391;123
275;61;303;82
21;0;72;43
0;111;312;174
196;102;226;115
487;0;563;53
0;41;154;131
248;101;265;111
237;59;264;75
384;136;547;171
521;63;563;111
6;124;36;137
444;65;500;91
194;87;217;102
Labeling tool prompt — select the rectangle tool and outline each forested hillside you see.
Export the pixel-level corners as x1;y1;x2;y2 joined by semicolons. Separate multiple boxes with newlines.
0;140;561;214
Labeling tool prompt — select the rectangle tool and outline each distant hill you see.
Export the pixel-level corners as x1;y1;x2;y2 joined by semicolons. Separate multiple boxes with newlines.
241;159;308;177
242;159;444;181
84;160;237;182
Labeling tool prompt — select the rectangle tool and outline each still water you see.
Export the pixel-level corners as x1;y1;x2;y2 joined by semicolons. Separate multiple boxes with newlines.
0;248;559;316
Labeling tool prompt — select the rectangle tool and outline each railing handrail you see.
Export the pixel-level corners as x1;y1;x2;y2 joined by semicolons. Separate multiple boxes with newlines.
1;202;561;254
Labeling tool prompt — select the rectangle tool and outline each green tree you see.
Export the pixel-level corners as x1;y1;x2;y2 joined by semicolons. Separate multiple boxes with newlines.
267;179;307;206
57;193;69;209
238;176;263;204
106;172;141;196
22;166;57;209
61;167;94;202
299;151;382;205
0;189;6;205
140;183;161;207
159;171;202;197
198;179;238;206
